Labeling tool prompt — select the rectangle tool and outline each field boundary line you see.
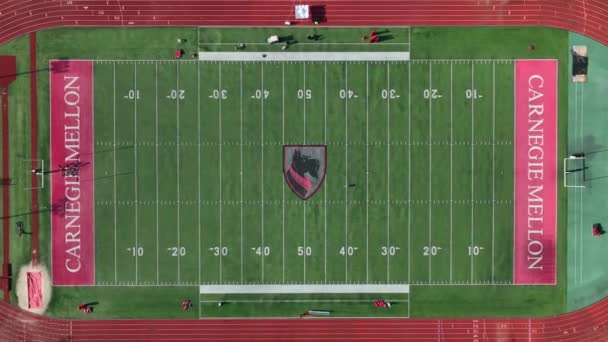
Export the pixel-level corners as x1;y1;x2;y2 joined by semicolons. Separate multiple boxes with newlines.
428;62;433;283
176;62;181;284
155;62;159;284
198;52;410;62
240;62;244;283
199;299;409;303
492;61;496;283
365;62;369;283
113;61;118;285
344;62;349;282
199;284;410;294
407;56;411;283
281;63;285;283
386;63;391;282
303;62;307;283
219;63;223;282
470;63;475;283
449;61;453;283
198;61;202;286
134;62;139;284
261;62;265;282
324;61;328;284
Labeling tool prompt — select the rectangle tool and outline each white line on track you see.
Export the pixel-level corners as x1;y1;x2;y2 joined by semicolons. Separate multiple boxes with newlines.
386;62;391;282
176;62;181;284
113;62;117;284
155;62;159;284
261;62;265;282
428;62;433;283
366;62;369;283
450;61;453;283
134;63;139;284
470;63;475;283
240;62;244;283
198;61;202;285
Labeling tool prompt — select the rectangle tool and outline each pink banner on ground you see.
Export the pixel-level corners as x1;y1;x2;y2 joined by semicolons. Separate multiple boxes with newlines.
27;272;42;308
513;60;557;285
50;60;95;285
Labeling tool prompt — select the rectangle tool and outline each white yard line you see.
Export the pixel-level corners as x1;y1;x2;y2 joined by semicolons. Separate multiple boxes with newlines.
324;62;328;284
261;63;265;282
470;63;475;284
240;63;244;283
428;62;433;283
366;62;369;283
282;63;286;283
492;62;496;283
113;62;117;284
198;61;202;285
219;63;223;282
450;61;453;284
407;60;411;283
386;63;391;282
176;62;181;284
303;62;307;283
155;62;160;284
134;63;139;284
573;83;578;285
344;63;349;282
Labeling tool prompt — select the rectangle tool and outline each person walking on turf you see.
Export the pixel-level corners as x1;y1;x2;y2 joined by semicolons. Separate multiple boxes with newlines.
182;299;192;311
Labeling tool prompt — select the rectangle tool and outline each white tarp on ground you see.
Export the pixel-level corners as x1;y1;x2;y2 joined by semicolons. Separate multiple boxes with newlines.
200;284;410;294
198;51;410;61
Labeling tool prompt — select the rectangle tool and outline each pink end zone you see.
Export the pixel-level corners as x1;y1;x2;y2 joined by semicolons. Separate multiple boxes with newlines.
50;60;95;285
513;60;557;285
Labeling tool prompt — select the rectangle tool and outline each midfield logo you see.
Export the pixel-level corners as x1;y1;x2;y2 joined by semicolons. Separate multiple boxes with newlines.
283;145;326;200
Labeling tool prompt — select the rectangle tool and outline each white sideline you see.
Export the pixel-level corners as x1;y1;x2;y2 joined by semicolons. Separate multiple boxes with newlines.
200;284;409;294
198;52;410;61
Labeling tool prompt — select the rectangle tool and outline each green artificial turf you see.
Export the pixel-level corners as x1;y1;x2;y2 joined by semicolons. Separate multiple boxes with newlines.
0;26;569;319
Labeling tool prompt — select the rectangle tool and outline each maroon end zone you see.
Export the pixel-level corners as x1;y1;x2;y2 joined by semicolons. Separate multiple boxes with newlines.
50;60;95;286
513;60;557;285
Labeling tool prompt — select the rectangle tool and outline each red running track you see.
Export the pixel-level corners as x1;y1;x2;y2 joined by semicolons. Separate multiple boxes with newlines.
1;0;608;340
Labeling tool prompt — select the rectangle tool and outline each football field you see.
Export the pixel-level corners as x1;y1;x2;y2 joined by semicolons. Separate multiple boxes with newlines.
86;58;515;287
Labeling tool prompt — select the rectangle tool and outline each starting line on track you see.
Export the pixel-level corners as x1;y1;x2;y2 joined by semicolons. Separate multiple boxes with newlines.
200;284;410;294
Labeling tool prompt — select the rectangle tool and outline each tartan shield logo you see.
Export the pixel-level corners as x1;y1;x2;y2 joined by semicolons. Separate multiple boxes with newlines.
283;145;327;200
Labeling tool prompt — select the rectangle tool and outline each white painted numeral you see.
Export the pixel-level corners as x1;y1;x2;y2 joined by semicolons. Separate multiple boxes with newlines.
168;246;186;256
210;89;227;99
253;246;270;256
339;89;355;99
128;246;144;256
252;89;270;99
381;246;400;256
127;89;140;99
169;89;186;100
468;246;484;256
423;246;441;256
381;89;399;99
423;89;440;99
339;246;357;256
210;246;228;256
297;89;312;99
297;246;312;256
466;89;481;99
